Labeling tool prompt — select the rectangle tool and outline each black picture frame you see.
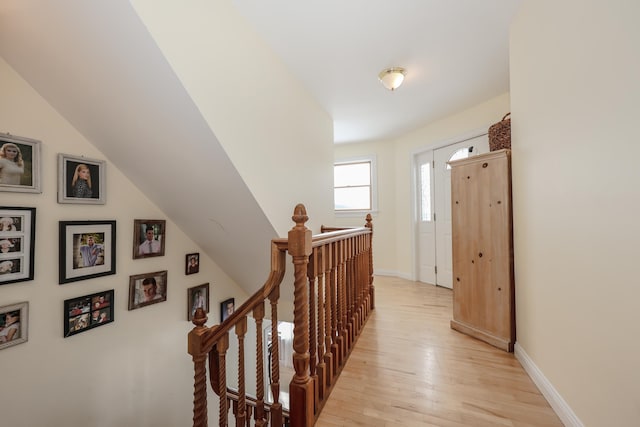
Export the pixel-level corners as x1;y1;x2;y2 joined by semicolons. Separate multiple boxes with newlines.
0;207;36;286
133;219;165;259
57;153;106;204
64;289;114;337
185;252;199;275
187;283;209;321
128;270;168;310
0;133;42;193
0;301;29;350
59;220;116;284
221;297;235;322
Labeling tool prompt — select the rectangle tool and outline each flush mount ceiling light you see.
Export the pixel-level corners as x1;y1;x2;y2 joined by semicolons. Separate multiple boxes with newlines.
378;67;406;91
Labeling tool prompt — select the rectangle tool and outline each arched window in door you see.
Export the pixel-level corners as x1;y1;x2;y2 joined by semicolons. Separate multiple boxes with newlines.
445;146;474;169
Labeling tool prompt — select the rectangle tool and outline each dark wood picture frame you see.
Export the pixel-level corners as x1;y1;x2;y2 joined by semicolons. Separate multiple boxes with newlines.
133;219;165;259
64;289;114;338
0;133;42;193
57;153;106;204
0;206;36;286
187;283;209;321
59;220;116;284
185;252;200;275
0;301;28;350
128;270;168;310
221;297;235;322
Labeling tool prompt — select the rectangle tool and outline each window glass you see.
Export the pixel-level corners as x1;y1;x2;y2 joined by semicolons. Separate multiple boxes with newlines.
446;148;471;170
334;160;373;211
420;162;431;221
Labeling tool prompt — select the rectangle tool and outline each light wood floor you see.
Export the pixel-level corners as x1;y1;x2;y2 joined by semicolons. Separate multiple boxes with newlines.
315;276;563;427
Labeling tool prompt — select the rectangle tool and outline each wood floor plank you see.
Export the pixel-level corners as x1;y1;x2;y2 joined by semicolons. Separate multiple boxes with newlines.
315;276;562;427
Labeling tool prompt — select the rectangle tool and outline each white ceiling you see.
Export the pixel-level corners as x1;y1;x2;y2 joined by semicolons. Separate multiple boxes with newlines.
232;0;523;143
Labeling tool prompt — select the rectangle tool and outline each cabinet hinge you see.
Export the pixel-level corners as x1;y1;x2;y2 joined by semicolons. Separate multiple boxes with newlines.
433;212;436;221
435;265;438;274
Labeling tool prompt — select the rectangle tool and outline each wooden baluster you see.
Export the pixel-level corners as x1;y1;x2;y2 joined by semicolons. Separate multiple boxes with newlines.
315;245;327;400
245;406;253;427
338;239;348;362
307;249;318;412
236;317;248;427
217;332;230;427
357;235;365;330
330;241;340;371
366;214;375;310
268;286;283;427
347;237;356;343
323;243;334;387
188;308;209;427
253;303;266;427
288;204;314;427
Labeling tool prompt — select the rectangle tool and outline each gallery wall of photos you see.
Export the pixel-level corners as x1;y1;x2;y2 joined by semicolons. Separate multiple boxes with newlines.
0;132;220;349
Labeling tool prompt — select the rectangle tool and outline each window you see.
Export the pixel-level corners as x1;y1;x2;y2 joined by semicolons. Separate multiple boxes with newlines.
445;147;472;170
334;156;377;213
420;162;431;222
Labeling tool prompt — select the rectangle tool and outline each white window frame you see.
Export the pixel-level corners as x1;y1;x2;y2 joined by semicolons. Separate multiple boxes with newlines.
334;155;378;217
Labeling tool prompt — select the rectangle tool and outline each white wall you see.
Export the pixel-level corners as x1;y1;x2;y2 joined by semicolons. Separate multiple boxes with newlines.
511;1;640;425
335;94;511;278
0;57;248;427
130;0;335;235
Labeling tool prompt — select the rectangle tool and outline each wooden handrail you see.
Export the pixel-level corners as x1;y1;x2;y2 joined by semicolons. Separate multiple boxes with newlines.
188;204;374;427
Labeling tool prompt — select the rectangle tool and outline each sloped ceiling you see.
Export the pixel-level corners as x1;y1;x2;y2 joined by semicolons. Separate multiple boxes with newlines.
0;0;276;291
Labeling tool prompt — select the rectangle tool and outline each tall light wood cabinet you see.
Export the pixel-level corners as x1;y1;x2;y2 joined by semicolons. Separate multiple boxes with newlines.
449;149;515;352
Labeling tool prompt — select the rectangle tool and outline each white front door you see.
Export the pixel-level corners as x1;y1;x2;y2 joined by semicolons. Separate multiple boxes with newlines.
416;150;436;284
433;135;489;289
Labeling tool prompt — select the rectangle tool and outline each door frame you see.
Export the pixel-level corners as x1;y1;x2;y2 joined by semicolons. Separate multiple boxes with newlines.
410;128;488;283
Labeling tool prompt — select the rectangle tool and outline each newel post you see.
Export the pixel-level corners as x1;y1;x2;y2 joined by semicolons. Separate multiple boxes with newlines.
288;204;314;427
365;213;375;310
188;308;209;427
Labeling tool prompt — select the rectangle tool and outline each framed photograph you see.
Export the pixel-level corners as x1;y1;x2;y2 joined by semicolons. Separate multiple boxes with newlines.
185;252;200;275
0;207;36;286
57;153;106;204
187;283;209;321
128;270;167;310
133;219;165;259
59;220;116;284
64;290;114;338
0;133;42;193
221;298;235;322
0;302;28;350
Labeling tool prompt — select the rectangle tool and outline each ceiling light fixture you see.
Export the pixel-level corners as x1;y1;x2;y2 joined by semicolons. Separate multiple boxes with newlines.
378;67;406;91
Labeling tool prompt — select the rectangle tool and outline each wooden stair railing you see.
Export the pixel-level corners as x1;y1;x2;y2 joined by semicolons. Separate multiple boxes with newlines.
188;204;374;427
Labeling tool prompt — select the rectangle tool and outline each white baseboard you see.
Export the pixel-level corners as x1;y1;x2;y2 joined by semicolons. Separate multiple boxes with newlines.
514;343;583;427
374;269;411;280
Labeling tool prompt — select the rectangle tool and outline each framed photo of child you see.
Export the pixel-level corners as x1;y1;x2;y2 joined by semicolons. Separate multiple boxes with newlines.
57;153;106;204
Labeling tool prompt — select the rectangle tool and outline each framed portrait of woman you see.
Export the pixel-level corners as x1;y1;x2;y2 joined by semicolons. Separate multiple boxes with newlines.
0;134;42;194
57;153;106;204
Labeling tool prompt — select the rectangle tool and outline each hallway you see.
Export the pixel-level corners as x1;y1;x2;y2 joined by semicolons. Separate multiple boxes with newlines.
315;276;563;426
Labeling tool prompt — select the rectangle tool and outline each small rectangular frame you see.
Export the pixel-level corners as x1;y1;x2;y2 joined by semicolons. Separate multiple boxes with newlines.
59;220;116;284
128;270;168;310
185;252;200;275
0;301;28;350
0;206;36;286
133;219;166;259
187;282;210;321
57;153;106;204
221;297;235;322
0;133;42;193
64;290;114;338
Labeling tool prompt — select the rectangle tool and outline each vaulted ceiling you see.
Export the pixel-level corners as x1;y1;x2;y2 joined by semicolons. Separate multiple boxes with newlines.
0;0;520;291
